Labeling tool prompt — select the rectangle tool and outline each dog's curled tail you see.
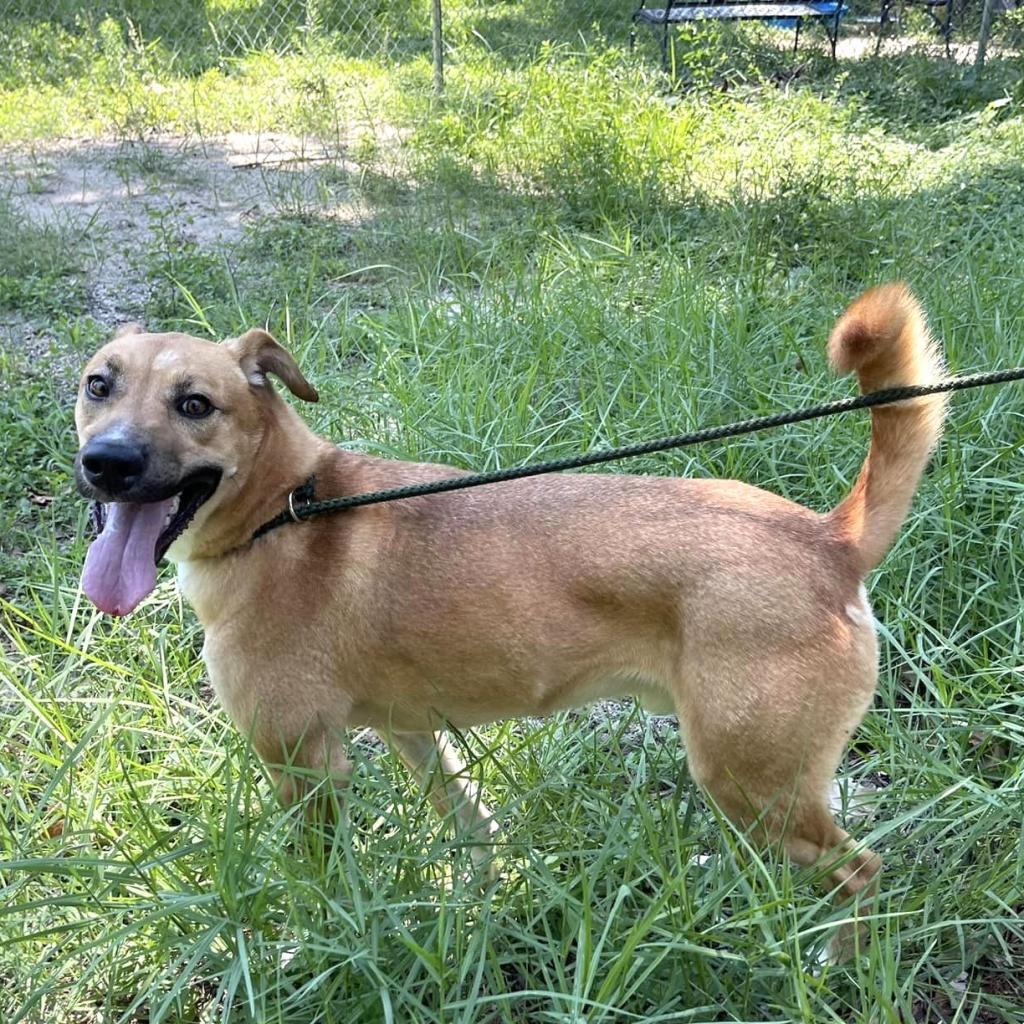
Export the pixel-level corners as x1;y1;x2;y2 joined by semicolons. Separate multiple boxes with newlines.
825;283;947;575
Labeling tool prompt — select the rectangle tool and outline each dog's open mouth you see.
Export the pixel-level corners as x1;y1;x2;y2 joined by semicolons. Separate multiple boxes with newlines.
83;468;221;617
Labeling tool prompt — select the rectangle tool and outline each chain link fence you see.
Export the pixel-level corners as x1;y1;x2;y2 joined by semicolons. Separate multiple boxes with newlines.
0;0;639;71
0;1;1017;99
3;0;995;67
1;0;429;69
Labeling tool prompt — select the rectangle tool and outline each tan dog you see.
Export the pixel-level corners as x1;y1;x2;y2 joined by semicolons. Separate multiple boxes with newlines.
75;284;945;954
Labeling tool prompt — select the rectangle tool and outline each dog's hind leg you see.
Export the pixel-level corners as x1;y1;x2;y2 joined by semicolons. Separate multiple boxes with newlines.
782;807;882;961
687;736;881;959
675;645;882;959
386;730;499;871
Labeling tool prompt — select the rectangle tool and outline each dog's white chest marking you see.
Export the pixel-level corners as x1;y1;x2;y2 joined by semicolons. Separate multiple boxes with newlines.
174;560;198;599
175;563;243;715
175;559;216;610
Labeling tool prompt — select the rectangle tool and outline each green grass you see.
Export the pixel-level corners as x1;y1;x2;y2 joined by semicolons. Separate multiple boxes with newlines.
2;8;1024;1023
0;196;91;316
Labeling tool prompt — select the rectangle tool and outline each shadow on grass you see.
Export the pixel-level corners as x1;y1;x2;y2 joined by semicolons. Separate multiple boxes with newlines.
128;143;1024;346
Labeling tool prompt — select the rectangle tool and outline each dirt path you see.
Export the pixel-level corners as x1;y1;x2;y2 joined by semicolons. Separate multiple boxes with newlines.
1;132;357;355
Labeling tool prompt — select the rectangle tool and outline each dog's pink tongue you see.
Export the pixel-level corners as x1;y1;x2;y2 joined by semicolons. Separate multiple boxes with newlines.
82;501;173;616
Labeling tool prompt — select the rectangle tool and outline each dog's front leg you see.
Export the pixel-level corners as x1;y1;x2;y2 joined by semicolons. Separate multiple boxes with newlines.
263;724;353;820
386;730;499;873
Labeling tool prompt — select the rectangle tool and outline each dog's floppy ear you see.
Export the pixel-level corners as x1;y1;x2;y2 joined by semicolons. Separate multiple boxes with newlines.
227;328;319;403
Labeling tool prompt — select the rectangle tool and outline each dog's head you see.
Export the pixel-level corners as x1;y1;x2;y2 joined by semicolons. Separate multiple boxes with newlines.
75;324;317;616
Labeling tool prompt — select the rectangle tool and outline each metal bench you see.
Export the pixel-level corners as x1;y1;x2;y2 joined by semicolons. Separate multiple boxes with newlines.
631;1;848;67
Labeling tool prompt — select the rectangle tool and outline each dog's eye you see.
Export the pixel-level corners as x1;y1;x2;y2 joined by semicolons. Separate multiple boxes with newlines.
86;376;110;400
178;394;214;419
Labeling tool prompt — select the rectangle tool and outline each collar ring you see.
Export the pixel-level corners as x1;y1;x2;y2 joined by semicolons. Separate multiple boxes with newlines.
287;489;306;523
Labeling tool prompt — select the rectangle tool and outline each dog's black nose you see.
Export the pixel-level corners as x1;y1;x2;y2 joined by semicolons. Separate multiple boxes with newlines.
80;439;148;495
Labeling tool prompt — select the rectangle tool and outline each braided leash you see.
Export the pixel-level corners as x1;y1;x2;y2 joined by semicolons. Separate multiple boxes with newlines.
252;367;1024;541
